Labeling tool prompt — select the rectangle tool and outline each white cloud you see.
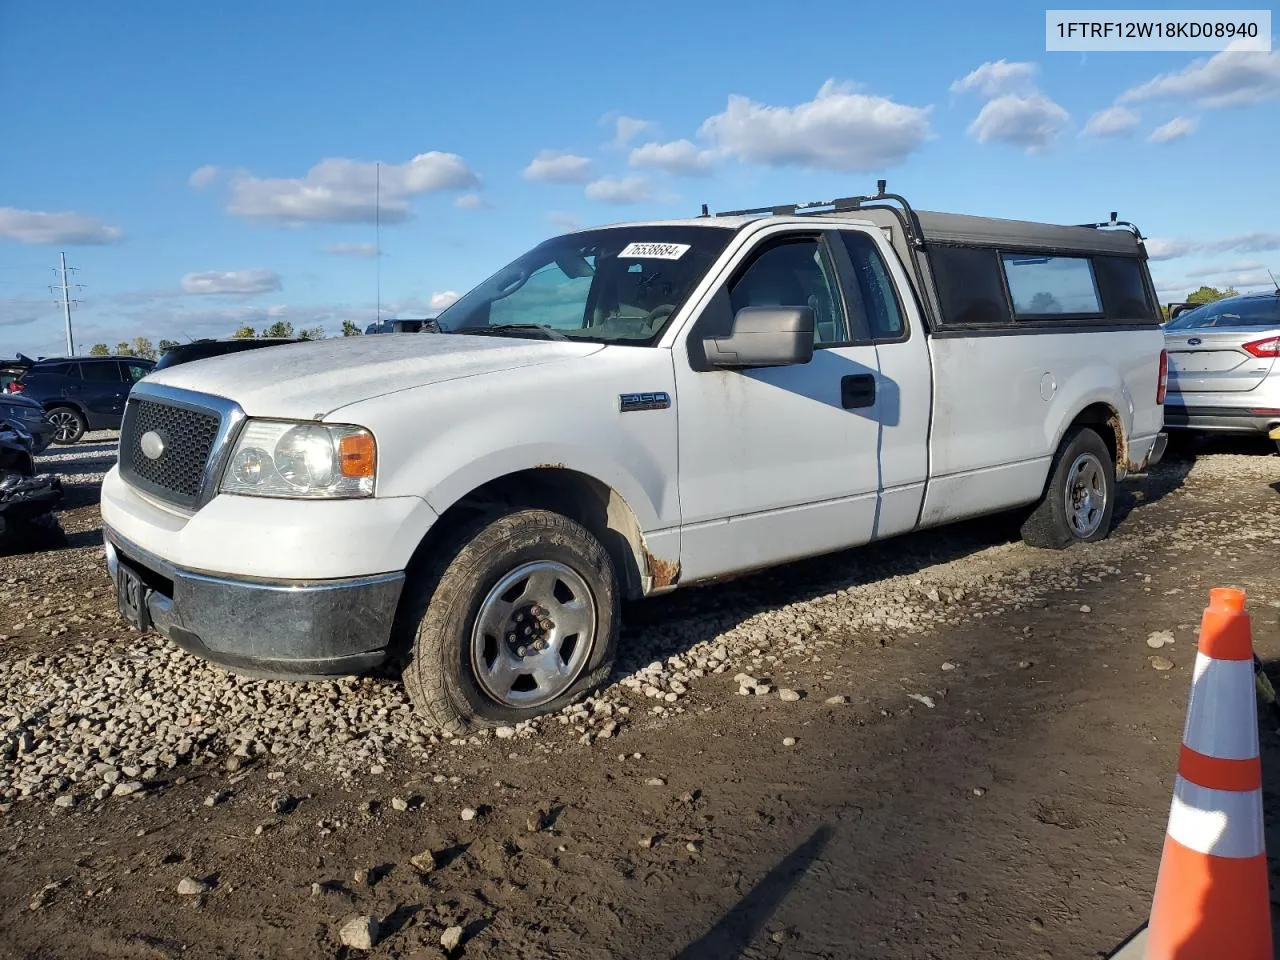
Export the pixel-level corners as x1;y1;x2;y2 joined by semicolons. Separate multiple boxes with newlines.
950;60;1039;98
548;211;583;231
584;175;653;204
225;152;480;225
1083;105;1140;138
629;139;716;176
616;116;653;146
454;192;490;210
188;165;220;190
181;269;282;296
1186;260;1265;278
429;291;459;310
698;79;932;172
1145;238;1199;261
1211;232;1280;254
966;93;1070;152
1145;233;1280;261
0;207;123;245
326;243;378;258
1148;116;1198;143
523;151;594;184
0;300;49;328
1119;46;1280;109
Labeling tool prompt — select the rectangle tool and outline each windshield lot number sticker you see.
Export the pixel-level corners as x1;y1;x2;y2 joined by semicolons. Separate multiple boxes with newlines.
619;242;691;260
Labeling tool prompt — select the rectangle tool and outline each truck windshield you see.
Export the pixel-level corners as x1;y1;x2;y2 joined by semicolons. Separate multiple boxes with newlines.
433;225;735;345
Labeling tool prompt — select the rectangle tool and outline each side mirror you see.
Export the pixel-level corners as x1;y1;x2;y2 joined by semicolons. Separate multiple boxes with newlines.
701;306;815;370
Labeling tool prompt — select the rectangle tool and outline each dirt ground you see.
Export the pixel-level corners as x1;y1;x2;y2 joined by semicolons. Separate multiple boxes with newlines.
2;436;1279;960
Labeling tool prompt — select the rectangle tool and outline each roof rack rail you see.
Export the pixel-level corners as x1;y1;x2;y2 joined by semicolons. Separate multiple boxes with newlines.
1076;211;1146;240
701;180;927;249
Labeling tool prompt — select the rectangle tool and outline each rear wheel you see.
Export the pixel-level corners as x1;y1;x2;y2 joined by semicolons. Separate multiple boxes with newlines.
1020;426;1117;549
46;406;86;445
400;508;619;735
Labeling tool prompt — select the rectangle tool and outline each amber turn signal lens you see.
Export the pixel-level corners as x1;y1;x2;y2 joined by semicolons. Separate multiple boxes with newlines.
338;432;376;478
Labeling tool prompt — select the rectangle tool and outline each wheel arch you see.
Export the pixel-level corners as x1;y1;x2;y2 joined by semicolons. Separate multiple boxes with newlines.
43;398;88;418
405;466;668;604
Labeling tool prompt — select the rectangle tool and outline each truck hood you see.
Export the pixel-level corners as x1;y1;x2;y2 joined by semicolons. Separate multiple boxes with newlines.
142;333;605;418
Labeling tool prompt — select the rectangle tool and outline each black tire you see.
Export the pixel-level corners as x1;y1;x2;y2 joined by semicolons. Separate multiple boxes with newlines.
46;406;86;445
400;508;619;735
1020;426;1117;550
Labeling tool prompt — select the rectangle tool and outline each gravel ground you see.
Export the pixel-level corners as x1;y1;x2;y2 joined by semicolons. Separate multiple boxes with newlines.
1;436;1279;959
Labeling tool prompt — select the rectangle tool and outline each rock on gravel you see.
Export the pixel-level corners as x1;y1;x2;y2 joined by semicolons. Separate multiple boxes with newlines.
778;688;802;702
177;877;211;896
338;915;380;951
1146;630;1175;649
441;925;464;951
1150;656;1175;672
460;807;478;822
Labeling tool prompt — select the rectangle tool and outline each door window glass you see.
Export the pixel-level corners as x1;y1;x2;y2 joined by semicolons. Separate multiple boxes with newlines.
729;237;849;345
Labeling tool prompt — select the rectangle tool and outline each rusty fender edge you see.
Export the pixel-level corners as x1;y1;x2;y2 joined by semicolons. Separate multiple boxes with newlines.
642;546;681;594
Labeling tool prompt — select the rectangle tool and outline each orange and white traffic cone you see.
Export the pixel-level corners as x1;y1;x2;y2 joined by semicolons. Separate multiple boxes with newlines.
1145;587;1273;958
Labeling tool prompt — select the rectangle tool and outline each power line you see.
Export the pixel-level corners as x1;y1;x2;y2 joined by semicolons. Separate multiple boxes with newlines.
49;252;82;356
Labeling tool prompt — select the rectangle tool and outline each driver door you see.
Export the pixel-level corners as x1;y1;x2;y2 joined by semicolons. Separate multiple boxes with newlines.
673;228;884;582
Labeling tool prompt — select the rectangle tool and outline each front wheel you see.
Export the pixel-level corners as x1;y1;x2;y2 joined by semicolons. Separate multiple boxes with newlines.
46;406;86;445
401;508;619;735
1020;426;1117;549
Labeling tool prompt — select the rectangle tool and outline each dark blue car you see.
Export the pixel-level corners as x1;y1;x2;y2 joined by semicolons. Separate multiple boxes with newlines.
5;356;154;444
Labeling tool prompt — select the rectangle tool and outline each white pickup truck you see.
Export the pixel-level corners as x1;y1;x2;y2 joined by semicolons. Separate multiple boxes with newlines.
101;185;1168;732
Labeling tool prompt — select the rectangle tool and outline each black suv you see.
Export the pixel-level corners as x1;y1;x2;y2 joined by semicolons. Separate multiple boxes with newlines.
151;337;299;372
5;356;154;444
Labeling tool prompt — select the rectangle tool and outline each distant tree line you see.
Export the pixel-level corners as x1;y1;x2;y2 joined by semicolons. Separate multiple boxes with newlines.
87;317;366;359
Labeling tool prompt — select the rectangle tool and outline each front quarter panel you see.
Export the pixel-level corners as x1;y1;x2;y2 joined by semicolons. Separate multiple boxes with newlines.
334;347;680;534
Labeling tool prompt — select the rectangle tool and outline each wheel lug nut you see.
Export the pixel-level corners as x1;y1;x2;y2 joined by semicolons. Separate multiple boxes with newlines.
517;645;527;656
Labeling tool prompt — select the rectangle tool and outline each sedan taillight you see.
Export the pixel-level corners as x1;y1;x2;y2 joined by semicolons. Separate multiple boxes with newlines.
1242;336;1280;358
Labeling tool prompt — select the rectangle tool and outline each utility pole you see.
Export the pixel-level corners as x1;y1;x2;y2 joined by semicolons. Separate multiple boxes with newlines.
50;252;81;355
375;161;382;329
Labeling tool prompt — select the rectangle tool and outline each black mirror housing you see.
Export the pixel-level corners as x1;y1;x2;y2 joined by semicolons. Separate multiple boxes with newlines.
701;306;815;370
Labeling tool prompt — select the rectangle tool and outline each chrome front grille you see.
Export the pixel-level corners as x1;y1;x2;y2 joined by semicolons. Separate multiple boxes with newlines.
118;392;228;510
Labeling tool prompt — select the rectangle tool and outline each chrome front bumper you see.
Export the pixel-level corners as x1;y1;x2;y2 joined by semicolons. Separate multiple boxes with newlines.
103;527;405;680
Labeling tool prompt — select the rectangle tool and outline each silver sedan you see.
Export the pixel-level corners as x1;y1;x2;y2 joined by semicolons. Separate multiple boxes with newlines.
1163;291;1280;453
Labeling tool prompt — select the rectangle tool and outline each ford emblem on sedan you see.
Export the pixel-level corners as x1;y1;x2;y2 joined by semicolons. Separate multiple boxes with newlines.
139;430;166;460
1188;337;1202;346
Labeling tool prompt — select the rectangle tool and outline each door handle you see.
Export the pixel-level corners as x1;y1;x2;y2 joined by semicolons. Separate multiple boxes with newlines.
840;373;876;410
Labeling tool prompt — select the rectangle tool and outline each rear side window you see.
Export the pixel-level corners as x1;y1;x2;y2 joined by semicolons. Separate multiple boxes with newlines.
1001;254;1102;318
81;362;123;383
1092;255;1156;321
929;247;1012;326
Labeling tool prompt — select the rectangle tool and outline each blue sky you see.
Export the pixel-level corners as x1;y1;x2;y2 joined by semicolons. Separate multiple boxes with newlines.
2;0;1278;356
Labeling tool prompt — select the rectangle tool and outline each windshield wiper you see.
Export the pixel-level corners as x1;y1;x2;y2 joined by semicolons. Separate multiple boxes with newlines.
450;323;570;341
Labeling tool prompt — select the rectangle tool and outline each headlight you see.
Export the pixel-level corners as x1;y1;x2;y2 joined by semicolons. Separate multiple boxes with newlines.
219;420;376;499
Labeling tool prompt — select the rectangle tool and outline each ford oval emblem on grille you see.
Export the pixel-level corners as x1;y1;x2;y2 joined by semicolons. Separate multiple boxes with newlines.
140;430;166;460
1188;337;1202;346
